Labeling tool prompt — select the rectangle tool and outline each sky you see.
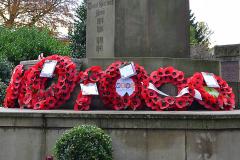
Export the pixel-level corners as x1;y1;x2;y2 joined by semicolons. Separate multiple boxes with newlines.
190;0;240;45
68;0;240;46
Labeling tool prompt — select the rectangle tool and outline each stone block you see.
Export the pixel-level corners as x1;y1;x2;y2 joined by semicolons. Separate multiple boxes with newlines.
87;0;190;58
84;57;220;77
109;129;185;160
0;128;43;160
220;61;239;82
186;131;240;160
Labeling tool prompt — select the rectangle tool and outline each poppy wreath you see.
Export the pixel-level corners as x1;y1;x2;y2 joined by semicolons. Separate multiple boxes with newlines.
142;67;194;111
18;69;31;108
74;66;103;111
20;55;77;110
4;64;24;108
98;61;148;110
188;72;235;110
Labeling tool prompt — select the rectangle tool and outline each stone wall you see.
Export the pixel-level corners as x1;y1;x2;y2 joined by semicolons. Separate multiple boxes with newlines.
1;109;240;160
190;45;214;60
214;44;240;108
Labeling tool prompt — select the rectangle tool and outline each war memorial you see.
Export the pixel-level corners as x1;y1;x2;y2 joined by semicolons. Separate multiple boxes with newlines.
0;0;239;159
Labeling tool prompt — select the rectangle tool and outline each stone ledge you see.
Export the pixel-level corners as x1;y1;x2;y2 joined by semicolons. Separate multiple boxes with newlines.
1;108;240;129
20;58;84;71
83;57;220;76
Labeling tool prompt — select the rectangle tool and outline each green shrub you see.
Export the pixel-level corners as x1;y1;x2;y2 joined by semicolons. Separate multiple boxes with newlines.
0;80;7;107
0;55;13;83
54;125;113;160
0;26;71;65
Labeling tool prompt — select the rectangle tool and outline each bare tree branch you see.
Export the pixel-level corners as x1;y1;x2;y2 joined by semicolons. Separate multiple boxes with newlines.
0;0;76;31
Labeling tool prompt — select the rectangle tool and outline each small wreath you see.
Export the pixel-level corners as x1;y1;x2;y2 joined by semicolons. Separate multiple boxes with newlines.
20;55;77;110
142;67;193;110
99;61;148;110
74;66;103;111
188;72;235;110
4;65;24;108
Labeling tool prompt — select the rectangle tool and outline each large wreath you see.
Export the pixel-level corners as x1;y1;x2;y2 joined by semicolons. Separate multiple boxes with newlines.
74;66;103;111
188;72;235;110
4;65;24;108
142;67;193;110
19;55;77;110
99;61;148;110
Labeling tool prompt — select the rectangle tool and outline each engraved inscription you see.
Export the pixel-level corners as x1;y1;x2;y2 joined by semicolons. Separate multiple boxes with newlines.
88;0;114;10
89;0;114;54
87;0;114;57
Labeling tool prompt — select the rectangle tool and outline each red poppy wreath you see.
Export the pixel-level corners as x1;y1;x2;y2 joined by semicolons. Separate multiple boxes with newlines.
142;67;194;111
99;61;148;110
20;55;77;110
4;64;24;108
188;72;235;110
74;66;103;111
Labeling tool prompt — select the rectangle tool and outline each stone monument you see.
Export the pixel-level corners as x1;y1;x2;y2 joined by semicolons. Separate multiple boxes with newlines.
85;0;220;79
87;0;189;58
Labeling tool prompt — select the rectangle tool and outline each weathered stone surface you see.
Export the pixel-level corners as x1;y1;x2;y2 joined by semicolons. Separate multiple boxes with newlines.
87;0;190;58
0;128;43;160
190;45;214;60
109;130;185;160
186;131;240;160
215;44;240;59
220;61;239;82
83;57;220;77
1;109;240;160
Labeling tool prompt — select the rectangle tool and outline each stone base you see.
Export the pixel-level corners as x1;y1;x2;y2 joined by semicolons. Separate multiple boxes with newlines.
1;109;240;160
83;57;220;77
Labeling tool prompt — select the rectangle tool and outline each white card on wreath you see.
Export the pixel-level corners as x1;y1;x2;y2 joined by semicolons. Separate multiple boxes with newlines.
40;60;57;78
119;62;136;79
201;72;220;88
80;83;99;95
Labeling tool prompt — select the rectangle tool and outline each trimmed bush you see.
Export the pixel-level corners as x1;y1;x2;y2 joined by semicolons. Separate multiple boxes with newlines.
54;125;113;160
0;26;71;65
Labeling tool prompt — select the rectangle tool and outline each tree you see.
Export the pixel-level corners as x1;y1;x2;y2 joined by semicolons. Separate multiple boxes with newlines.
0;0;76;31
190;11;213;47
0;26;71;65
69;0;87;58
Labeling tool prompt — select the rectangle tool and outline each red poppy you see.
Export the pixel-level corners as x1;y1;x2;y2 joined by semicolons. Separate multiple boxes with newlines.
4;65;24;108
98;61;147;110
74;66;103;111
142;67;193;111
188;72;235;110
18;55;78;110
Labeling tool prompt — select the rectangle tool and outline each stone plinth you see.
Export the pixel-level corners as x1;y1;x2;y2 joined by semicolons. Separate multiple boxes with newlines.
87;0;189;58
1;109;240;160
83;57;220;77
